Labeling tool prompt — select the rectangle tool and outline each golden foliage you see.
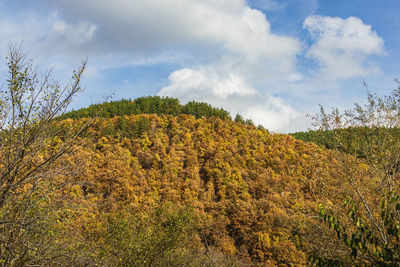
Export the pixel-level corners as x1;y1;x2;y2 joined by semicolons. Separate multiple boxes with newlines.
43;114;378;265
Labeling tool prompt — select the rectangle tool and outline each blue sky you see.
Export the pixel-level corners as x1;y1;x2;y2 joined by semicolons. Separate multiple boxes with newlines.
0;0;399;132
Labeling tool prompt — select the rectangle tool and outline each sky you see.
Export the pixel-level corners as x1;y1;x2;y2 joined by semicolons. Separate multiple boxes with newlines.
0;0;399;132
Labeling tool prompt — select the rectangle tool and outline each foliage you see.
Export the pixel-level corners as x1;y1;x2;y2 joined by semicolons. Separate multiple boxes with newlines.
0;45;87;265
1;106;377;265
182;101;231;120
60;96;232;121
313;194;400;266
292;126;400;162
308;81;400;265
52;113;376;265
102;204;198;266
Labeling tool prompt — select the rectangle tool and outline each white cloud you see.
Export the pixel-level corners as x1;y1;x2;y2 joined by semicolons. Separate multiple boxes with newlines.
52;20;97;44
304;15;385;79
43;0;301;131
241;98;300;132
0;1;388;132
159;64;256;99
41;1;300;68
159;62;300;132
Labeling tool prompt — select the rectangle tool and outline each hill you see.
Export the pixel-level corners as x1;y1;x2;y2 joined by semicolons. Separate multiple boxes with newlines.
35;113;378;265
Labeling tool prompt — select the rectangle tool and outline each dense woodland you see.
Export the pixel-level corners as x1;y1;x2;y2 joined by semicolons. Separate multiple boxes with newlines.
60;97;231;120
60;97;256;126
7;108;381;265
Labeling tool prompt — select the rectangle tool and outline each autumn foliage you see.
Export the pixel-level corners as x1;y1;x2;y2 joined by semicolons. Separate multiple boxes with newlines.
22;111;378;266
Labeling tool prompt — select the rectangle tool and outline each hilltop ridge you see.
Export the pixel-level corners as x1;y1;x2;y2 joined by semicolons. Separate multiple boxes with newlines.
61;96;257;126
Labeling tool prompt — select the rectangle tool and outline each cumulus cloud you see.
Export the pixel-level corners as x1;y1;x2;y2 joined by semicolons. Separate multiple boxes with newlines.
42;0;302;131
0;1;387;132
304;15;385;79
160;67;256;99
241;98;300;132
159;61;300;132
42;1;300;67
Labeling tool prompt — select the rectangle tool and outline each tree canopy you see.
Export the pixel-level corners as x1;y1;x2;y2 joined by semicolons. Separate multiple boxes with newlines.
60;96;232;121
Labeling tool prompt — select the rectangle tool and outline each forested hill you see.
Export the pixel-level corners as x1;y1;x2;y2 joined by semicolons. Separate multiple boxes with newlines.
61;96;232;120
53;99;382;265
37;113;377;265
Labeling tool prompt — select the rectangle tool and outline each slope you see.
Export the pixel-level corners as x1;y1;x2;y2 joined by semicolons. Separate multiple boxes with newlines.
51;113;379;265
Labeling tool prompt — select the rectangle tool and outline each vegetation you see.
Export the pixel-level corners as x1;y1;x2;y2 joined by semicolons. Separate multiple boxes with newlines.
4;46;400;266
40;113;376;265
60;96;232;121
303;82;400;265
0;45;87;265
292;126;400;159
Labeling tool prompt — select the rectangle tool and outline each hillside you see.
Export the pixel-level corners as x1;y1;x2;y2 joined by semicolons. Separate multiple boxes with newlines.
33;112;378;266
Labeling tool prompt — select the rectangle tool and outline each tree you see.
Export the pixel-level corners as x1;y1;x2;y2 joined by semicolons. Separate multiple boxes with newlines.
103;204;197;266
0;44;87;265
311;81;400;265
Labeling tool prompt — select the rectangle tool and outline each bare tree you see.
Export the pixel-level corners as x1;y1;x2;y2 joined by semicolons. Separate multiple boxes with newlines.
0;44;88;265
